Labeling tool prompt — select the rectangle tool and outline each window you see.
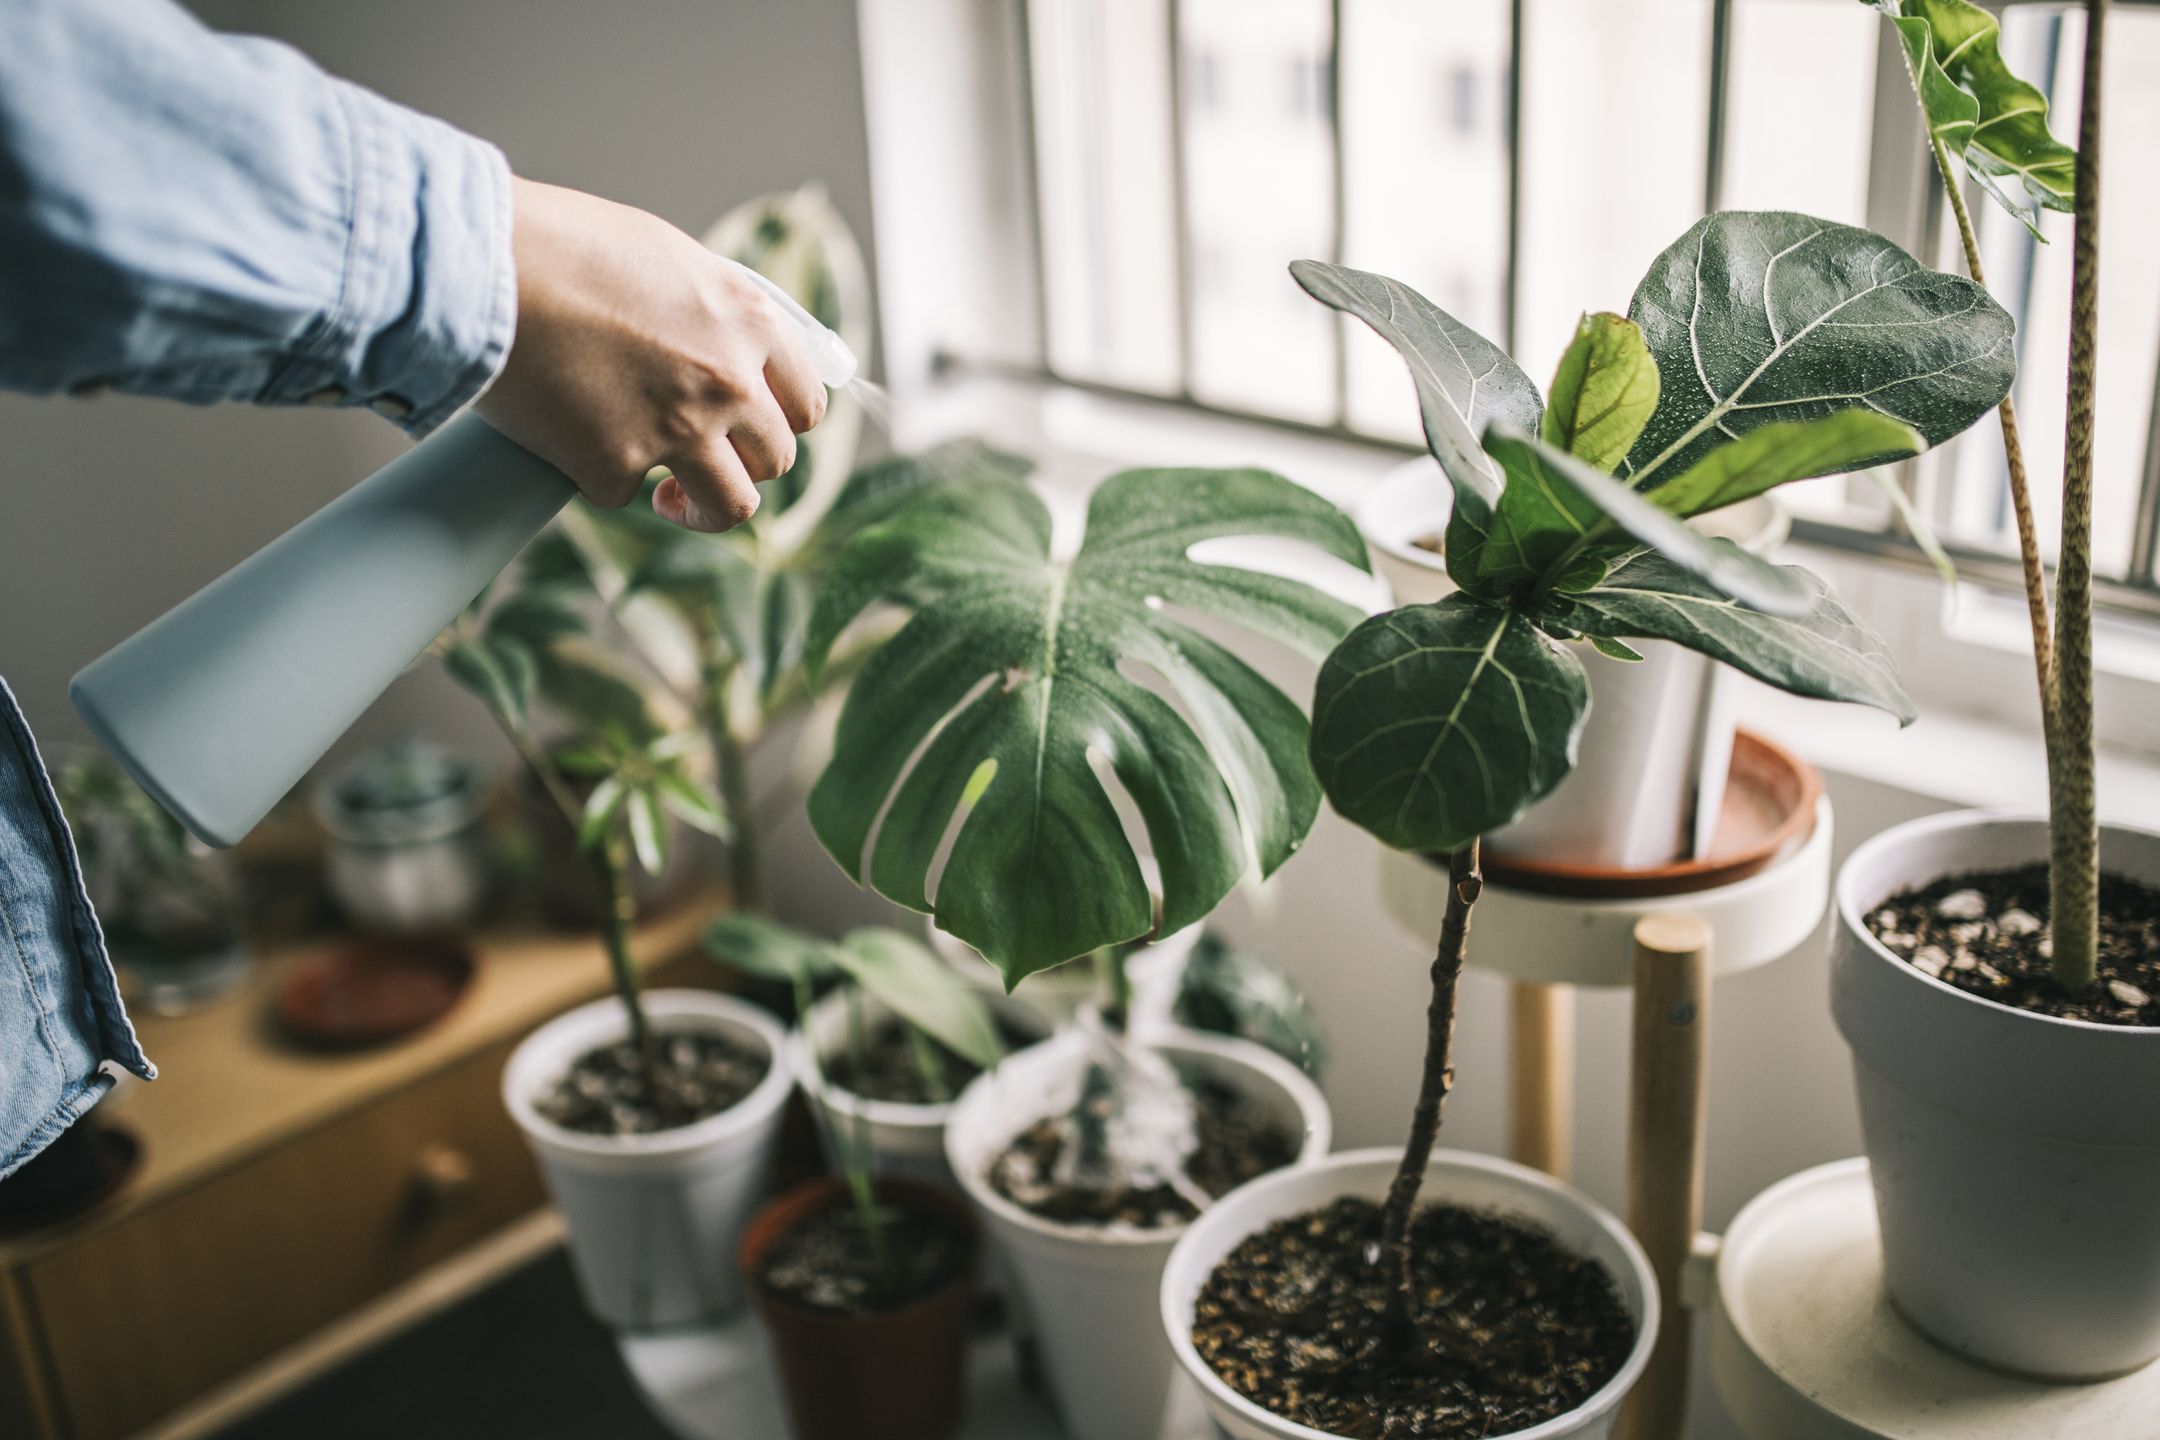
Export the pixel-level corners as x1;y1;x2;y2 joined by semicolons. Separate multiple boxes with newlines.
1014;0;2160;620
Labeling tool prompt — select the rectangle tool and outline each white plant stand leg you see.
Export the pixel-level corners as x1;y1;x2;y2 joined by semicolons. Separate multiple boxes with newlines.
1703;1158;2160;1438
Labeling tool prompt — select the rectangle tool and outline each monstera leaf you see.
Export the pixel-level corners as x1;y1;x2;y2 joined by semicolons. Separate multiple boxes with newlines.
1865;0;2077;236
806;469;1368;985
1624;213;2015;485
1309;595;1590;853
1548;547;1917;723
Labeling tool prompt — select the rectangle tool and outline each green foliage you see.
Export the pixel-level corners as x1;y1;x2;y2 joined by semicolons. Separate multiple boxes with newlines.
558;730;728;876
805;465;1369;987
1864;0;2078;236
1174;931;1326;1078
1296;212;2011;853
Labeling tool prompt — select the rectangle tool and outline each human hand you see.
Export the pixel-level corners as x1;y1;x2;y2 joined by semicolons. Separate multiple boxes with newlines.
476;178;825;532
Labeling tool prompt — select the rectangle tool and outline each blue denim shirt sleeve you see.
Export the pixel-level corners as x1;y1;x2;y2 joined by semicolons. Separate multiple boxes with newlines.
0;0;517;436
1;679;153;1183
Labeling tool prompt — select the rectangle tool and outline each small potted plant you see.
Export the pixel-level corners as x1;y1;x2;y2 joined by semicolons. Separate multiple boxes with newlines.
724;915;1002;1440
440;569;793;1331
803;463;1356;1440
1159;201;2010;1436
54;752;248;1015
314;735;492;933
1834;0;2160;1381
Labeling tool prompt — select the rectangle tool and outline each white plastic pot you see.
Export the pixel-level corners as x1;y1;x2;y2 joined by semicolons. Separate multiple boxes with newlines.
788;987;1048;1188
945;1027;1331;1440
1832;812;2160;1379
926;917;1197;1032
1357;457;1787;869
1161;1148;1658;1440
503;989;794;1331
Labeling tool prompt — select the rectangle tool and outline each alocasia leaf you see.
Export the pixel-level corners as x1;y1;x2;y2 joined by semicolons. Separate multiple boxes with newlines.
1541;313;1660;471
1647;412;1924;520
806;468;1368;985
830;928;1005;1071
1291;260;1542;591
1552;546;1917;722
1309;594;1590;853
1480;426;1812;615
1865;0;2077;236
1623;212;2014;486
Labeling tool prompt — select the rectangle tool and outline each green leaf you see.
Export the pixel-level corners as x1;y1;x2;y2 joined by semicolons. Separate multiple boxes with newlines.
656;768;731;840
1554;546;1917;723
1481;425;1813;615
578;776;627;851
442;638;536;733
487;591;588;648
830;928;1005;1071
626;788;667;874
807;467;1368;985
1174;931;1325;1077
756;570;806;702
1542;313;1660;471
1290;260;1542;593
1624;212;2014;487
1647;412;1924;520
1309;594;1590;853
1589;635;1646;663
704;913;840;985
809;440;1035;559
534;648;666;744
1865;0;2077;235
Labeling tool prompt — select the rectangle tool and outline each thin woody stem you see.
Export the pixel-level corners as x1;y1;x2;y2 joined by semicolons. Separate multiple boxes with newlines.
2049;0;2106;991
1381;840;1479;1344
1929;134;2057;746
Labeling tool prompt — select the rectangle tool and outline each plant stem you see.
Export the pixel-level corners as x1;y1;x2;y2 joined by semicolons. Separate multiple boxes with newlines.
1096;947;1132;1034
595;833;660;1091
1380;841;1480;1345
2050;0;2107;992
843;986;895;1287
906;1023;954;1103
1928;133;2058;745
705;676;765;914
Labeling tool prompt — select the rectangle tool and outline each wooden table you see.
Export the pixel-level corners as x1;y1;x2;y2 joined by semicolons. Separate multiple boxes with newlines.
0;896;719;1440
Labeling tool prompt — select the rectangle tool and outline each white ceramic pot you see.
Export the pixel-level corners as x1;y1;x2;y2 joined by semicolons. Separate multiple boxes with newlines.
945;1027;1331;1440
1832;811;2160;1379
503;989;794;1331
1161;1147;1657;1440
926;918;1197;1032
788;987;1047;1187
1357;457;1787;870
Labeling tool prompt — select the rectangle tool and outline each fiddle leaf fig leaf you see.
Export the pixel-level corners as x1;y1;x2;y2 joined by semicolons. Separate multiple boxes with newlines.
1648;412;1925;520
1310;594;1590;854
831;928;1006;1071
807;468;1368;986
1481;426;1813;615
1554;546;1917;723
1623;212;2014;487
1865;0;2077;236
1542;313;1660;471
1291;260;1542;594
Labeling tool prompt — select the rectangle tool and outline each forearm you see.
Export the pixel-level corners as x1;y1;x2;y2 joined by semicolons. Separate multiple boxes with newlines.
0;0;515;434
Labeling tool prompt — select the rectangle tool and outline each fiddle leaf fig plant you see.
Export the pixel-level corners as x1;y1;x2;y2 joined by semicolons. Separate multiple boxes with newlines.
805;466;1369;984
1295;209;2014;1338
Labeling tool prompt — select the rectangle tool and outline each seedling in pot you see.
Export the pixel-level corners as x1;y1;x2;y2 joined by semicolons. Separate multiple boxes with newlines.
1858;0;2157;1022
801;459;1369;1221
707;913;1001;1312
1176;213;2013;1436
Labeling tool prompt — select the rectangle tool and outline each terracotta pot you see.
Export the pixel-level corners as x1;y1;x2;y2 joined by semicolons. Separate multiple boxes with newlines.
741;1176;979;1440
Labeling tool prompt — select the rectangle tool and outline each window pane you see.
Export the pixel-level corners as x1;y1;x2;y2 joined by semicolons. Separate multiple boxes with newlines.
1178;0;1339;421
1339;0;1513;440
1941;4;2160;581
1515;0;1714;389
1030;0;1182;392
1721;0;1877;224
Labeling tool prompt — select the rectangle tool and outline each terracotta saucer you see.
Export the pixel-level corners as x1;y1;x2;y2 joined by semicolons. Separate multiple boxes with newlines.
276;937;476;1050
1481;730;1823;900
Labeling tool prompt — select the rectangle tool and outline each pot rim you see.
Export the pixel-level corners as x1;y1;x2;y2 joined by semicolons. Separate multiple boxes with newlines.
945;1026;1332;1249
1159;1146;1660;1440
502;988;796;1158
790;987;1049;1128
739;1173;979;1330
1837;808;2160;1039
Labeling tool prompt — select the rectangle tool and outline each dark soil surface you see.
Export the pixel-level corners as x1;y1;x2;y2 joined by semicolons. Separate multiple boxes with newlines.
821;1013;1035;1105
988;1071;1297;1229
1866;863;2160;1027
535;1028;768;1136
757;1197;973;1318
1193;1197;1636;1438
